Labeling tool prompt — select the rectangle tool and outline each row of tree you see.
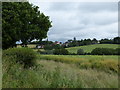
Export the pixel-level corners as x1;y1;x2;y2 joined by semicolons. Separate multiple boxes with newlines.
99;37;120;44
77;48;120;55
64;37;120;48
91;48;120;55
30;37;120;48
38;47;120;55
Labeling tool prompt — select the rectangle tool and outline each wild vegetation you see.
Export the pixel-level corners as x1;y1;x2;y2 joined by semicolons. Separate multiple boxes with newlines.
3;48;37;68
2;48;119;88
38;55;119;73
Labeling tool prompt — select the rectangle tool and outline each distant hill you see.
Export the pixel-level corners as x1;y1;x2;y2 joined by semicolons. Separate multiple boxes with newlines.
66;44;119;53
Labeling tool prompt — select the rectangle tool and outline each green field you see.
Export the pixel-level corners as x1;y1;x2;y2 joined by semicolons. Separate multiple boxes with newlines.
17;44;36;48
3;45;119;88
66;44;119;53
3;53;119;88
38;55;118;73
17;44;119;54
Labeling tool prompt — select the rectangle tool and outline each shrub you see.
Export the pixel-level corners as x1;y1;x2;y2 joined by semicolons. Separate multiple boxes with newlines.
3;48;36;68
85;52;91;55
77;49;84;55
39;50;53;55
115;48;120;55
52;44;62;49
91;48;103;55
44;45;53;50
53;48;69;55
91;48;115;55
69;52;77;55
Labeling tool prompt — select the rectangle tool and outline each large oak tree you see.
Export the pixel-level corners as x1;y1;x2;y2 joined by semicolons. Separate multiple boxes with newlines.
2;2;52;49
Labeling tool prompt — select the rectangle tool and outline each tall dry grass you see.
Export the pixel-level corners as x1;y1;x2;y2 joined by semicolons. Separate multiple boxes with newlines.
38;55;118;73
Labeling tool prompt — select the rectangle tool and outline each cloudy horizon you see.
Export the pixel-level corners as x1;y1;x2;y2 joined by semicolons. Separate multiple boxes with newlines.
29;1;118;42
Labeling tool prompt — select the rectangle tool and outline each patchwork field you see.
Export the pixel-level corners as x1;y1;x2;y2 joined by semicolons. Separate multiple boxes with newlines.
17;44;119;54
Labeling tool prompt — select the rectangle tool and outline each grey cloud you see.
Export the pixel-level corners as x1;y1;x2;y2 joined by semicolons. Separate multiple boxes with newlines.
78;2;118;12
49;2;78;11
77;11;118;25
48;22;118;41
49;2;118;12
30;1;118;42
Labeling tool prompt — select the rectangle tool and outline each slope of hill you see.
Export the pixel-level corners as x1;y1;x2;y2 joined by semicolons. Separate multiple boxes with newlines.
66;44;119;53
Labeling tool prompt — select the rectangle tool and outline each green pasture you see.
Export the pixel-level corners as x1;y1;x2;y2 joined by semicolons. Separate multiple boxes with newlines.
66;44;119;53
17;44;119;54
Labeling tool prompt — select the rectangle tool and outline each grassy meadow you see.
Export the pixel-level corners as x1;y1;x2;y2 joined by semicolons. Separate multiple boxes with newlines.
3;44;119;88
3;54;118;88
38;55;119;73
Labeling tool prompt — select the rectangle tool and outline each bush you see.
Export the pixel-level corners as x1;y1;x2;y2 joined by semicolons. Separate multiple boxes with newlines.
69;52;77;55
91;48;115;55
52;44;62;49
84;52;91;55
3;48;36;68
53;48;69;55
39;50;53;55
77;49;84;55
44;45;53;50
115;48;120;55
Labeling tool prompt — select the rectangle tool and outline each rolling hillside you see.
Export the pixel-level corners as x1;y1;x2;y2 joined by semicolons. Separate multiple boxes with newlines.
66;44;119;53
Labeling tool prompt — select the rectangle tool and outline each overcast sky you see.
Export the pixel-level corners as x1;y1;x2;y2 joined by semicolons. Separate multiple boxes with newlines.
29;1;118;42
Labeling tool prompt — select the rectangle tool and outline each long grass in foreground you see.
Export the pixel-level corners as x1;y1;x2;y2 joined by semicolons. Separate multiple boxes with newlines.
38;55;119;73
3;56;118;88
2;49;118;88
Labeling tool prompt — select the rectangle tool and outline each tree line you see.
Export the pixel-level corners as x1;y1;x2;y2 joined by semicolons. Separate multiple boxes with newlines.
30;37;120;49
38;47;120;55
64;37;120;48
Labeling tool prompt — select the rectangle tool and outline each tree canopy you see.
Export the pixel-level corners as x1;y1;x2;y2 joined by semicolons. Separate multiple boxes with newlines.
2;2;52;49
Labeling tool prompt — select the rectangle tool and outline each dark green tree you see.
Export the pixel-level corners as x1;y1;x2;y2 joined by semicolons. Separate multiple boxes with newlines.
52;44;62;49
113;37;120;44
92;38;98;44
2;2;52;49
77;49;84;55
44;45;53;50
115;48;120;55
99;38;113;44
73;37;76;41
91;48;115;55
53;48;69;55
